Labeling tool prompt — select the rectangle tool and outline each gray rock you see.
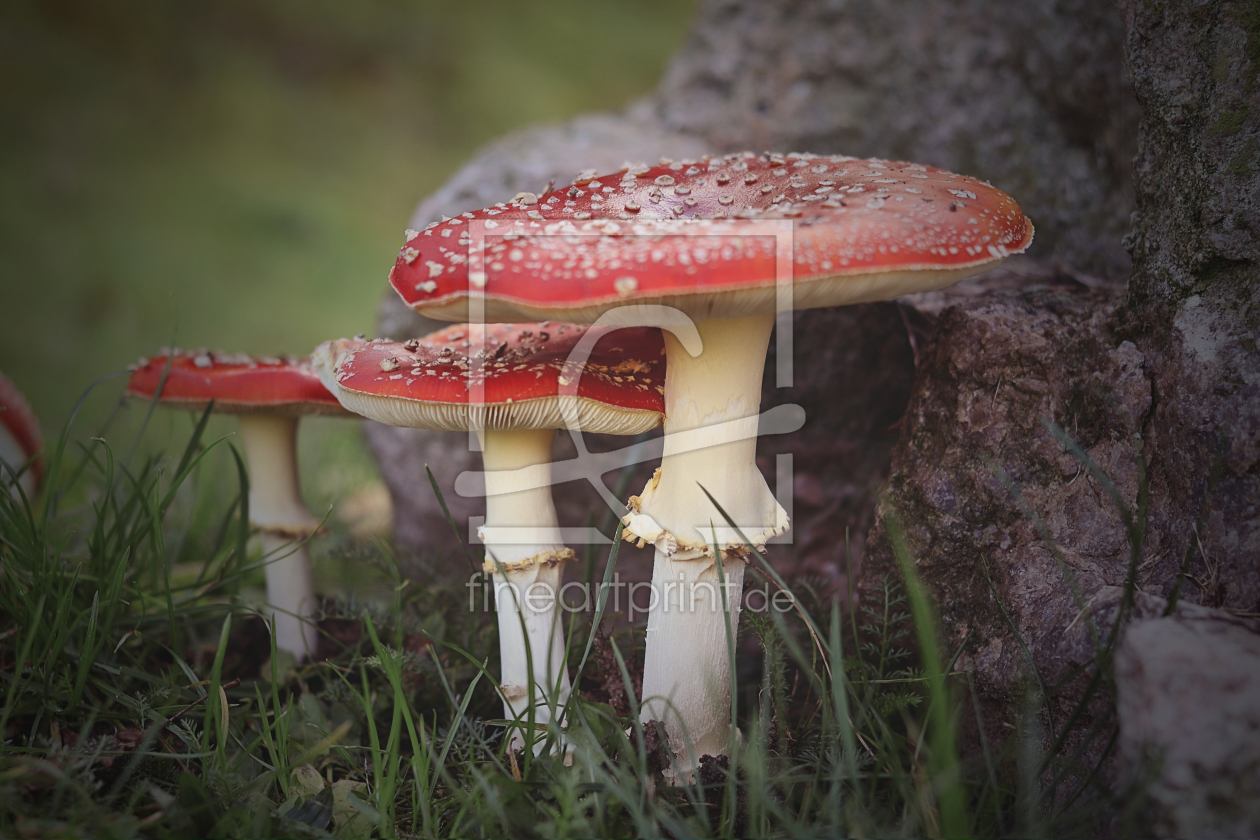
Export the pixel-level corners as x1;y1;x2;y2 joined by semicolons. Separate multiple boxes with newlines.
1116;609;1260;838
654;0;1138;283
1115;0;1260;617
861;0;1260;828
860;287;1158;735
407;104;709;233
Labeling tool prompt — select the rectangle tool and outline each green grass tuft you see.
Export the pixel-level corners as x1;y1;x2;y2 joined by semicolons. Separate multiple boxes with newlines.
0;391;1153;837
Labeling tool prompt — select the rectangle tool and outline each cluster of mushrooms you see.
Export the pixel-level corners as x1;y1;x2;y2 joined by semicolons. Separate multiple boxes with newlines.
119;151;1033;779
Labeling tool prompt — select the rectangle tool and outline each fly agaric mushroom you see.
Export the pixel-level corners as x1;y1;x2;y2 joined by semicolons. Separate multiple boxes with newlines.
313;323;665;750
386;151;1035;773
127;350;353;660
0;371;44;500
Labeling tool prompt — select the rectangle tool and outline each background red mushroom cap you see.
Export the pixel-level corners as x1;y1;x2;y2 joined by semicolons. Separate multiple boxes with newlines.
0;371;44;490
325;322;665;434
127;350;350;417
389;152;1035;323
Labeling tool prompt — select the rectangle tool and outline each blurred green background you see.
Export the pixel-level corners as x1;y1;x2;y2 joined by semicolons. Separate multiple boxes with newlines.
0;0;696;535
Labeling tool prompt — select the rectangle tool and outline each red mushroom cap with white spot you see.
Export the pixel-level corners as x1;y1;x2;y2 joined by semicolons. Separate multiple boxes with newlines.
126;351;350;416
320;323;665;435
389;152;1035;324
0;371;44;489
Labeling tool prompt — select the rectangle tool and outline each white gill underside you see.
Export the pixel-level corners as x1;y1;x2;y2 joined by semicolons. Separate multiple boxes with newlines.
335;389;661;437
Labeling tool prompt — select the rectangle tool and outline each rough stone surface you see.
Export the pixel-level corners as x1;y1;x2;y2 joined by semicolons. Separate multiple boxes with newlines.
1115;0;1260;616
1116;609;1260;838
757;302;919;586
858;0;1260;831
1108;7;1260;825
861;288;1162;726
654;0;1139;284
405;105;710;237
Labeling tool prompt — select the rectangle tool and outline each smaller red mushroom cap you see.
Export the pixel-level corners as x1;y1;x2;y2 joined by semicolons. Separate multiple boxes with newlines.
318;322;665;435
127;350;350;417
389;151;1035;324
0;371;44;489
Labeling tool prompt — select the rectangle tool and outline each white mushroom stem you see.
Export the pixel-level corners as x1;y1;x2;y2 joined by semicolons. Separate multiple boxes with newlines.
237;413;319;662
629;313;787;776
644;554;746;778
479;428;574;752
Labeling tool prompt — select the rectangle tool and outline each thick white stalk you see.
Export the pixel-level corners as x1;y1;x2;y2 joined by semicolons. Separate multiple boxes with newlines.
641;551;745;780
237;415;317;534
629;313;788;774
480;428;573;751
493;563;571;752
625;314;786;556
237;414;319;661
480;429;566;566
258;533;319;660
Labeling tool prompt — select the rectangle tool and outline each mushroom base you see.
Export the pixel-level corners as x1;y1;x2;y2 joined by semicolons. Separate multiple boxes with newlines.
258;532;319;661
237;413;320;662
479;427;574;754
494;561;573;753
640;550;747;779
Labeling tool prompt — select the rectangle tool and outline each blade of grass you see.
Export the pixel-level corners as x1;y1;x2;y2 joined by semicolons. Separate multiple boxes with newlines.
227;443;251;578
202;612;232;772
426;464;477;574
980;559;1055;743
0;593;46;741
709;522;739;835
147;483;180;655
885;511;970;839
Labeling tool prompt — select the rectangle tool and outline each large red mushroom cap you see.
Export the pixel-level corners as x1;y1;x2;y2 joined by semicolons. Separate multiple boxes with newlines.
0;371;44;492
389;152;1034;323
317;323;665;434
126;350;351;417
